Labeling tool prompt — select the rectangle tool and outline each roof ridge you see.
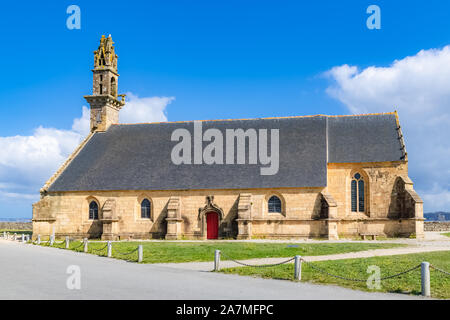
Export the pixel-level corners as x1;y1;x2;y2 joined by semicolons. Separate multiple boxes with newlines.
114;111;396;126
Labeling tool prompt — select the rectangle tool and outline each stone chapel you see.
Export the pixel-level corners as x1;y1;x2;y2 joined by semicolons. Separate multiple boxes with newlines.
32;35;424;240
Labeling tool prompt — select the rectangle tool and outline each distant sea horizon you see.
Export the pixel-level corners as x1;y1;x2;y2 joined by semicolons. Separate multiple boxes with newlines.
0;218;32;222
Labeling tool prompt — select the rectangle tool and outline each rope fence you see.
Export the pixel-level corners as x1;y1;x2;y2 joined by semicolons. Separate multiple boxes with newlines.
2;232;144;262
53;239;66;246
71;241;85;251
300;259;422;282
220;251;295;268
430;264;450;276
90;243;109;253
112;246;139;256
214;250;450;297
1;232;31;242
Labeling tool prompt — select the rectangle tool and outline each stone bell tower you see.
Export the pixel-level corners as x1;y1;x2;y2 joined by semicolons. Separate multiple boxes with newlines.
84;35;126;132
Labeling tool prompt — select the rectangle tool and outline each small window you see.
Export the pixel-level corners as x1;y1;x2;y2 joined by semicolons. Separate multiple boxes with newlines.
89;201;99;220
100;52;106;66
268;196;282;213
351;173;365;213
141;199;151;219
111;77;117;97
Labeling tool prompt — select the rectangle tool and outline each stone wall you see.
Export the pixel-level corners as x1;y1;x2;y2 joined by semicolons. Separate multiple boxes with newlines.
327;161;410;219
33;161;424;240
327;161;423;238
424;221;450;232
33;187;327;240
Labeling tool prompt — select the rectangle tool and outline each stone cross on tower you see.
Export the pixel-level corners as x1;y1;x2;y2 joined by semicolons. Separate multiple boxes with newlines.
84;35;126;132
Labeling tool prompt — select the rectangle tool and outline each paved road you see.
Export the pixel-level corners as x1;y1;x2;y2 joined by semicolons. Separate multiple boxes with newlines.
0;240;425;300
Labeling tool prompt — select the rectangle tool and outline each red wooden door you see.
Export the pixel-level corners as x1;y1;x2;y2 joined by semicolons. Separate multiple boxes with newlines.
206;212;219;239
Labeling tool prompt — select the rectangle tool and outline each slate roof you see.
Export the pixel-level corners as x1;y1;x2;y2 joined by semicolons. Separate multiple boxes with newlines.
328;113;405;163
47;113;405;192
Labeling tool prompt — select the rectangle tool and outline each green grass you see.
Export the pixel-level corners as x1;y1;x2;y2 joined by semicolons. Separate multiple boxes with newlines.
442;233;450;238
220;251;450;299
40;241;406;264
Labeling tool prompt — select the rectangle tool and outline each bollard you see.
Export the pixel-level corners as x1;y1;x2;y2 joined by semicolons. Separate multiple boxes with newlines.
138;245;143;263
107;241;112;257
421;262;431;297
65;236;70;249
294;255;302;281
83;238;88;253
3;231;5;238
37;234;41;245
13;234;16;241
26;234;30;242
50;234;55;246
214;250;221;271
22;234;25;243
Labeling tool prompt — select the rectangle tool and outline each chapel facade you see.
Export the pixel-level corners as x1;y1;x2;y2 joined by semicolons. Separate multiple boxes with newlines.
32;36;425;240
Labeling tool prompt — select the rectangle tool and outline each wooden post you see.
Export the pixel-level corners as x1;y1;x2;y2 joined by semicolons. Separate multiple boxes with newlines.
107;241;112;257
83;238;88;253
294;255;302;281
138;245;143;263
65;236;70;249
214;250;221;271
421;262;431;297
37;234;41;245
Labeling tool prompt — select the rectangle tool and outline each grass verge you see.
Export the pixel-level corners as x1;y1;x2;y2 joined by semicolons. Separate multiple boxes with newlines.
40;241;406;264
220;251;450;299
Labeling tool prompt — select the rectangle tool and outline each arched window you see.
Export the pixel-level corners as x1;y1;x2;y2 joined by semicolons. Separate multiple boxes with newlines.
100;52;106;66
351;173;365;212
89;201;99;220
141;199;151;219
110;77;117;97
268;196;282;213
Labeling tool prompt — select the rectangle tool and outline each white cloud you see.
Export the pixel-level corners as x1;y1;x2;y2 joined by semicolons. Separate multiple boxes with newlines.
0;125;84;200
71;105;90;136
0;93;174;215
120;92;174;123
326;46;450;212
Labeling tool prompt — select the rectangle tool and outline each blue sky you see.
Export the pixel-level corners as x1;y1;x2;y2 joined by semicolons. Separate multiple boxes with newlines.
1;0;450;218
